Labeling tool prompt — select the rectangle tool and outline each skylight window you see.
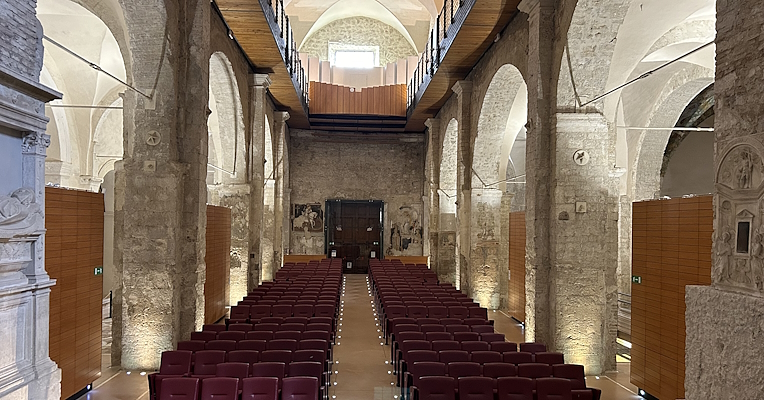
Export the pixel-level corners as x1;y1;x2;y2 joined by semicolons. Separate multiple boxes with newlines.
335;51;376;69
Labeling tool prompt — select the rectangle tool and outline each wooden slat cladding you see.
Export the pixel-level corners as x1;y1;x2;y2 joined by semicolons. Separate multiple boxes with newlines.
309;82;407;117
205;205;232;325
46;187;104;399
630;196;713;400
508;211;525;322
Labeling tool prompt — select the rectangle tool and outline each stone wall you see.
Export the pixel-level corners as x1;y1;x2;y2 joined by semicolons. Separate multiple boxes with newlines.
685;0;764;398
289;130;425;256
0;0;44;81
299;17;417;66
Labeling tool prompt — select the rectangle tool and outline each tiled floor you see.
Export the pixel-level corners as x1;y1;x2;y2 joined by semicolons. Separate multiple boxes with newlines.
79;274;642;400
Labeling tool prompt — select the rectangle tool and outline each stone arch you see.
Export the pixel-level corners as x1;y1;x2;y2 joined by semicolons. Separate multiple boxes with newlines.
93;97;124;180
438;118;459;285
469;64;527;310
261;116;276;282
208;52;246;185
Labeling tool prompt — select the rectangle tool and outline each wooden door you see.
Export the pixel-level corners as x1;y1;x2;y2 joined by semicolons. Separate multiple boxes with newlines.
326;200;383;273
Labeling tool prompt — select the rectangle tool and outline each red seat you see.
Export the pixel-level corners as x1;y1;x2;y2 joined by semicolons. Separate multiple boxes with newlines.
247;331;274;341
438;350;469;364
483;362;517;379
275;331;303;341
519;343;547;354
293;305;314;317
229;323;253;332
282;376;320;400
553;364;600;400
504;352;534;365
471;325;494;334
491;342;518;353
149;350;193;400
201;376;239;399
228;350;259;365
206;340;237;352
238;339;267;352
254;323;279;332
404;361;446;399
230;305;251;322
468;307;489;320
159;377;200;400
446;362;481;379
268;339;298;351
461;341;490;352
535;352;565;365
260;350;293;371
251;362;286;389
480;333;505;343
288;361;327;399
420;324;446;333
518;363;553;387
177;340;205;352
415;376;455;400
427;306;448;319
193;350;226;377
241;377;278;400
218;331;246;341
314;304;335;318
281;323;306;332
448;306;468;319
407;305;428;319
463;318;489;326
302;331;331;342
458;376;495;400
432;340;461;352
497;376;534;400
191;331;217;342
536;377;573;400
470;351;502;364
203;324;227;333
453;332;480;342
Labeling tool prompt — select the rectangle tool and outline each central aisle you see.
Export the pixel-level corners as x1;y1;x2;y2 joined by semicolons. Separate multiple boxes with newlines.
332;275;396;400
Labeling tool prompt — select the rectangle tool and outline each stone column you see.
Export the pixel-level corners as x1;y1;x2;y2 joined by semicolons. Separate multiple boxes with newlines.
469;187;504;309
519;0;554;350
248;74;271;288
499;193;513;310
452;80;473;292
685;1;764;397
271;112;290;274
521;0;618;374
424;118;441;272
114;0;210;370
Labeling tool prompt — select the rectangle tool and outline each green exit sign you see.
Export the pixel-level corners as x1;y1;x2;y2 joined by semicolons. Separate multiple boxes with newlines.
94;266;103;276
632;275;642;285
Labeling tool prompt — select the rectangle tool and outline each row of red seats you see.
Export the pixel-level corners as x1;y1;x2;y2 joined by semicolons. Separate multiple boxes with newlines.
153;371;319;399
148;266;341;400
412;375;579;400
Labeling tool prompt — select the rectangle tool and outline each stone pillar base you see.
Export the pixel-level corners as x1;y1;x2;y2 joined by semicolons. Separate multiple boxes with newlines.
685;285;764;399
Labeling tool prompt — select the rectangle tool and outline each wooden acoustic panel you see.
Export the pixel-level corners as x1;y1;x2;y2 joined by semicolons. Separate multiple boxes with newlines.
630;196;713;400
205;205;231;324
46;187;104;399
283;255;326;263
309;82;408;117
508;211;525;322
386;256;430;265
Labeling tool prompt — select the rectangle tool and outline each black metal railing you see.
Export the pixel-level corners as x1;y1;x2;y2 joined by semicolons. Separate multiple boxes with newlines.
407;0;469;110
263;0;309;110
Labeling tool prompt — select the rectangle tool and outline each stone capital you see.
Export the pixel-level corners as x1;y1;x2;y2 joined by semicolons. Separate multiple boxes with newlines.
21;131;50;156
274;111;291;124
425;118;440;131
517;0;554;16
451;80;473;97
249;73;272;89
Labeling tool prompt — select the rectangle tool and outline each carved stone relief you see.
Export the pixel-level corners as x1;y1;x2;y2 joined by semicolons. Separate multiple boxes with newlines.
718;145;764;190
0;187;44;238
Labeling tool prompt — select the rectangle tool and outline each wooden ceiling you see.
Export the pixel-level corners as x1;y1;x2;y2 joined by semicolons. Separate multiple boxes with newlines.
216;0;521;133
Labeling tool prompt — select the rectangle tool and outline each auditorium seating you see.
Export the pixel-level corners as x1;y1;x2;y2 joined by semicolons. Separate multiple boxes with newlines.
368;259;601;400
148;259;341;400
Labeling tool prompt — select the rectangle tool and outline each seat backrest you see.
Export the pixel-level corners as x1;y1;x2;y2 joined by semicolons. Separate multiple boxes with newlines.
395;324;420;336
177;341;205;353
305;323;332;333
216;362;249;379
193;350;225;375
410;361;447;386
230;305;251;319
432;340;461;352
292;305;314;317
228;323;253;332
446;362;481;378
428;306;448;319
301;330;331;342
453;332;480;342
468;307;488;320
406;350;439;364
206;340;237;352
191;331;217;342
461;341;490;352
503;352;534;365
159;377;200;400
470;351;502;364
397;331;425;343
238;339;267;352
241;377;279;400
445;325;470;334
284;317;309;325
200;377;238;400
458;376;496;400
267;339;296;353
386;305;407;319
159;350;192;375
401;340;431;353
518;363;553;379
463;318;489;326
293;349;326;363
299;339;329;352
407;305;428;318
535;352;565;365
470;325;494;334
228;350;259;365
218;331;246;341
417;318;440;326
255;323;279;332
281;376;319;400
448;306;469;319
536;377;573;400
440;318;461;326
260;317;284;324
260;350;293;365
250;362;286;380
203;324;227;333
314;304;335;317
417;376;456;400
420;324;446;333
519;342;547;354
497;377;534;400
274;331;302;341
483;362;517;378
281;323;306;332
480;333;506;343
288;361;323;379
426;332;453;342
438;350;469;364
491;342;518;353
552;364;586;389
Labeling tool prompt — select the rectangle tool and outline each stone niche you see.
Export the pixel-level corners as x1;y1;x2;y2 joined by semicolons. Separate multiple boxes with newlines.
714;141;764;292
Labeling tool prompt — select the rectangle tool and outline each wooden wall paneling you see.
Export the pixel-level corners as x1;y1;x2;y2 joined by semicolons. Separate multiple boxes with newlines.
205;205;231;324
46;187;104;399
308;82;408;117
630;196;712;399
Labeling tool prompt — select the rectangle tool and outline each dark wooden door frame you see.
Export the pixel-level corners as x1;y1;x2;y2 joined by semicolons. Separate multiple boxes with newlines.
324;200;385;271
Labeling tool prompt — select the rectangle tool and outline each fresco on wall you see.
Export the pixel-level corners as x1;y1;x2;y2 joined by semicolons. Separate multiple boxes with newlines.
293;204;324;232
387;205;423;256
